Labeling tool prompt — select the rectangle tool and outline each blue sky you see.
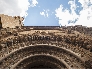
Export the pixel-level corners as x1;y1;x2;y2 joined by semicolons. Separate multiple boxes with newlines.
24;0;63;26
24;0;85;26
0;0;92;27
24;0;70;26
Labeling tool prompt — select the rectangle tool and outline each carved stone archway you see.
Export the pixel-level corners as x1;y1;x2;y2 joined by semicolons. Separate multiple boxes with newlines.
0;27;92;69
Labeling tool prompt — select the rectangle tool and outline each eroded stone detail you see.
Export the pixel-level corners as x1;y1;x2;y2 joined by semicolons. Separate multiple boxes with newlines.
0;14;24;28
0;14;92;69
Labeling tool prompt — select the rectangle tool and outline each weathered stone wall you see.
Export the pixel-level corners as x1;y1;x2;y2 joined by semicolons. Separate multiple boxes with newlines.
0;17;2;28
0;14;24;28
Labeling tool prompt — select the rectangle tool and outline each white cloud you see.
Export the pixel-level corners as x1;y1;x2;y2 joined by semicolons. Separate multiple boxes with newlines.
40;12;45;17
55;4;78;27
55;0;92;27
46;9;49;17
40;9;49;17
0;0;38;18
30;0;38;7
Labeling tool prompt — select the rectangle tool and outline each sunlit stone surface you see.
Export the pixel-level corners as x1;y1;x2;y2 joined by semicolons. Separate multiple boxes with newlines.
0;15;92;69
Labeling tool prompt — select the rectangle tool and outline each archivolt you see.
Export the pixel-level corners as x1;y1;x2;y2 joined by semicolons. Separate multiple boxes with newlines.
0;44;85;69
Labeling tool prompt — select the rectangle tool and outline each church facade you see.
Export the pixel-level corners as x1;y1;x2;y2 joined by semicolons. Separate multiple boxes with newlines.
0;15;92;69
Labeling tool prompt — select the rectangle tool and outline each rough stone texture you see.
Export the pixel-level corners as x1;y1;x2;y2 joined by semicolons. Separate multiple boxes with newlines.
0;14;24;28
0;14;92;69
0;26;92;69
64;25;92;36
